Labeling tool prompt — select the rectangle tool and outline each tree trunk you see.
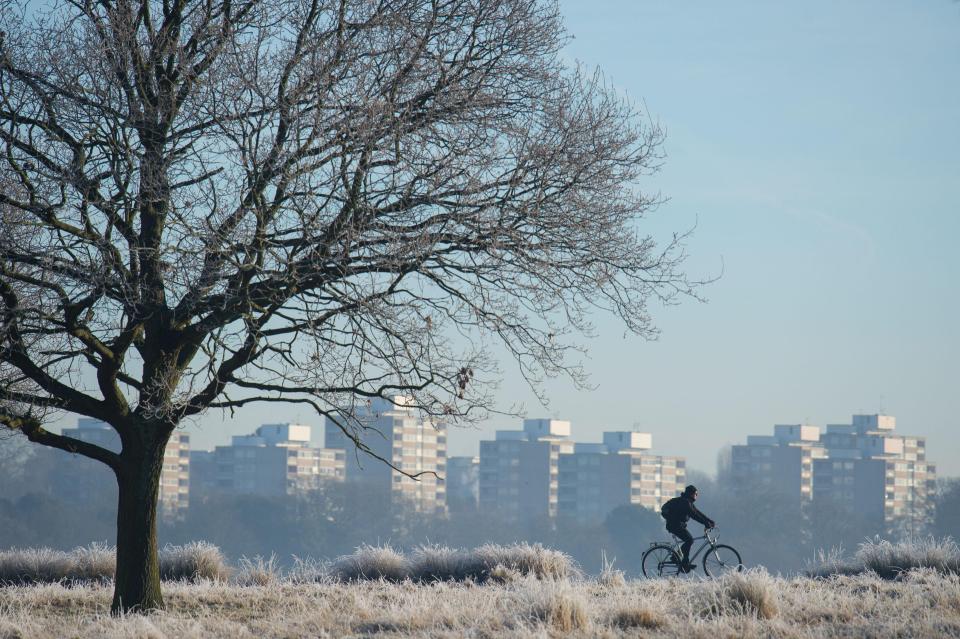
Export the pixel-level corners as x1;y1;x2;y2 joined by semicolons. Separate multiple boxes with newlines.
111;434;167;614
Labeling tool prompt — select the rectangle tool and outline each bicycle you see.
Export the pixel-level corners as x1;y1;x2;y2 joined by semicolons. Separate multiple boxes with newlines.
641;527;742;577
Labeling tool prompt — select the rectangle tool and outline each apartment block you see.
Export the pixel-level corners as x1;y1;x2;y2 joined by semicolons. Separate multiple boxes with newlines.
159;431;191;514
444;456;480;513
813;414;936;531
188;450;217;503
557;431;686;524
57;418;190;516
214;423;344;497
478;418;575;520
325;396;446;513
730;424;826;501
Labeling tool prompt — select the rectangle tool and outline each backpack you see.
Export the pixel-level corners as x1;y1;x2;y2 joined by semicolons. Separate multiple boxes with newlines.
660;498;677;520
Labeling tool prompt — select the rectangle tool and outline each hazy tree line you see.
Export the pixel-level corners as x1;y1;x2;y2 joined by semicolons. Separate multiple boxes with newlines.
3;440;957;575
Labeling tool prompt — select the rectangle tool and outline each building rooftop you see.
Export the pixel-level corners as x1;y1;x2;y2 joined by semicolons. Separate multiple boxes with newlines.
230;423;313;447
603;431;653;452
522;418;571;438
573;443;608;454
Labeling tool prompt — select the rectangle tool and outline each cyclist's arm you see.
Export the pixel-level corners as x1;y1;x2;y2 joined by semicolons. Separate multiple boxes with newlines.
690;504;715;528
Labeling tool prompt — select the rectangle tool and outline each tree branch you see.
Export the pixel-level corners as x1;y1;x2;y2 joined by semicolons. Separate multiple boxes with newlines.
1;412;121;471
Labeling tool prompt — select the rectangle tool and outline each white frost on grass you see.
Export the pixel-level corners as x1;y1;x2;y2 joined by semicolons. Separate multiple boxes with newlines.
158;541;231;582
2;568;960;638
0;542;230;585
235;555;280;587
312;542;578;584
808;536;960;580
329;544;410;582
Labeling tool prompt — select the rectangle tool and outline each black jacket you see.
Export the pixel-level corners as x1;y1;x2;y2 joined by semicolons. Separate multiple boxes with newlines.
662;496;714;528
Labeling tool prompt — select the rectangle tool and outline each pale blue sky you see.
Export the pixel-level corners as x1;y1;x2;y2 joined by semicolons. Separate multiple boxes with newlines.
58;1;958;476
467;0;960;475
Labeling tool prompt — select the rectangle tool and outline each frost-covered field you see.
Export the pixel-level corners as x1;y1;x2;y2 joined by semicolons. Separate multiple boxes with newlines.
2;539;959;637
1;568;959;638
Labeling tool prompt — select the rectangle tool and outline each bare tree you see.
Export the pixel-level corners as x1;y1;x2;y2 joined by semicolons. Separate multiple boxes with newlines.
0;0;698;612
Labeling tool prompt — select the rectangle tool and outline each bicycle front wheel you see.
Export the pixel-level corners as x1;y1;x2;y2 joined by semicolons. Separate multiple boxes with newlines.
702;544;742;576
642;544;682;578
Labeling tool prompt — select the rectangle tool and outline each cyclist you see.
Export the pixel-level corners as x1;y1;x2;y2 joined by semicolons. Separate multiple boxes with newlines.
660;485;715;573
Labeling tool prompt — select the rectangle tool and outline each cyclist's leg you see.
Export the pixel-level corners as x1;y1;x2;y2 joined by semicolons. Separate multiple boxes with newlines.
666;524;694;567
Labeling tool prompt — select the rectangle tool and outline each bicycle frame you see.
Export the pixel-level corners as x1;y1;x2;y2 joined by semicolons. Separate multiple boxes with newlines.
642;527;741;578
668;529;720;564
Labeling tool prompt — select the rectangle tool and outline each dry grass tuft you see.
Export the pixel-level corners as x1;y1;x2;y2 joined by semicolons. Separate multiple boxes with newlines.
609;606;665;629
808;537;960;580
471;543;577;581
806;546;862;578
0;541;578;587
286;556;328;584
597;567;625;588
235;555;279;587
408;544;466;582
158;542;231;583
486;564;522;584
0;548;75;586
323;542;578;584
723;570;779;619
856;537;960;579
0;544;114;585
330;544;410;582
526;584;589;632
71;543;116;583
597;551;626;588
0;543;230;586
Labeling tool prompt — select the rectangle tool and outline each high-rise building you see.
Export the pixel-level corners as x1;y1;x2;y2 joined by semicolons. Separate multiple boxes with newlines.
729;424;826;501
325;396;446;513
159;430;191;515
56;418;190;517
729;414;937;533
813;414;936;532
557;431;686;524
214;423;344;497
478;418;575;520
444;456;480;513
188;450;217;503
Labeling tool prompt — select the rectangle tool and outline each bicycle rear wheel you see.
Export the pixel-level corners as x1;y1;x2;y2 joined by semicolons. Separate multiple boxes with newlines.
641;544;682;577
702;544;742;576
